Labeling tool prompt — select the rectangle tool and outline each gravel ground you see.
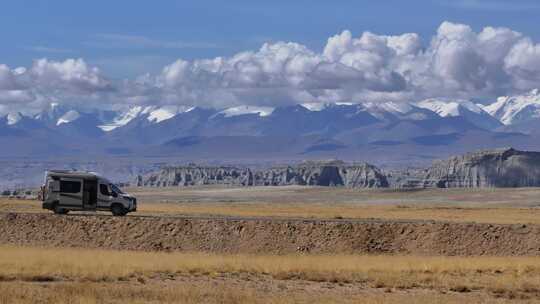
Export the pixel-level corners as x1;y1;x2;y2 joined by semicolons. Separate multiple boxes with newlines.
1;212;539;256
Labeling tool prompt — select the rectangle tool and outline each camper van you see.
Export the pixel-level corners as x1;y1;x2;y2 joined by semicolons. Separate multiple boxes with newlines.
41;170;137;216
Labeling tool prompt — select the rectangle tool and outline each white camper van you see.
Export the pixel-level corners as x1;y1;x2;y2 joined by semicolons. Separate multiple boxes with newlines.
41;170;137;216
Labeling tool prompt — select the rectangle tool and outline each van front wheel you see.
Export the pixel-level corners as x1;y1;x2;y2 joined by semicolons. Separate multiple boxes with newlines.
111;204;127;216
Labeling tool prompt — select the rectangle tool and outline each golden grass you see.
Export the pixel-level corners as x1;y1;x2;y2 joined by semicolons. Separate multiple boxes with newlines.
2;245;540;293
0;282;513;304
138;202;540;224
2;245;540;303
127;186;540;206
5;196;540;224
0;198;41;213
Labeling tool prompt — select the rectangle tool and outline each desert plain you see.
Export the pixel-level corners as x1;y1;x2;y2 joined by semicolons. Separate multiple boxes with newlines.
3;186;540;303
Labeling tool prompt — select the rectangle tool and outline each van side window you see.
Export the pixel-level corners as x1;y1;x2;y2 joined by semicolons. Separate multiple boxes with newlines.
99;184;110;196
60;181;81;193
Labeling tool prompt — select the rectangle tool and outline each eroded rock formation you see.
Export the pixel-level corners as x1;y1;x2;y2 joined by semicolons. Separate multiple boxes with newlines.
422;148;540;188
134;165;254;187
135;161;389;188
134;148;540;189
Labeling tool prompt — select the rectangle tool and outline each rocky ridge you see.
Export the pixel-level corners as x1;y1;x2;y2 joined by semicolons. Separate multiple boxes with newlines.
134;148;540;189
133;165;254;187
135;161;389;188
422;148;540;188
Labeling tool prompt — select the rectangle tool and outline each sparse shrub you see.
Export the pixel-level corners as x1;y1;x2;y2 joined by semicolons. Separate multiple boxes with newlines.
137;277;146;284
25;275;56;282
450;285;471;293
521;282;540;293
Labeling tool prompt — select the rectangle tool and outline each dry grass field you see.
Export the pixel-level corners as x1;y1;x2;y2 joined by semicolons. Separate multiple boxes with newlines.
136;202;540;224
7;197;540;225
4;186;540;224
2;245;540;303
131;186;540;225
3;186;540;302
126;186;540;207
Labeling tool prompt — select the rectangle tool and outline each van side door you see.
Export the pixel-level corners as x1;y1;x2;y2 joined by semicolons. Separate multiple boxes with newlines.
82;179;98;210
59;178;83;209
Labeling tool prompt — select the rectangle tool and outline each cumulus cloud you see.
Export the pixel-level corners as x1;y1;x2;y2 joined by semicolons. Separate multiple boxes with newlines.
0;90;34;104
152;34;419;107
417;22;524;97
0;65;20;90
149;21;538;107
0;59;113;114
29;58;112;93
505;38;540;89
3;21;540;114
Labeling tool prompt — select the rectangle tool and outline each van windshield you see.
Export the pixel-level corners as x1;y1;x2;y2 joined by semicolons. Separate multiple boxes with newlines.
110;183;125;195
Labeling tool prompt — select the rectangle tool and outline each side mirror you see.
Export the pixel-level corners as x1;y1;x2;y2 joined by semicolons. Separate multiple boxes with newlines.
111;192;118;198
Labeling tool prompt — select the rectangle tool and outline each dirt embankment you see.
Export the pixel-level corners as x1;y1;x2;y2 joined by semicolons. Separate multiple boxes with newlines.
1;213;540;256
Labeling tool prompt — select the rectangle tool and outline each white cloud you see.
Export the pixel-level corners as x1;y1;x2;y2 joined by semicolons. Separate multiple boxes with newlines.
0;90;34;104
0;59;114;114
0;65;20;90
504;38;540;89
30;58;111;93
411;22;531;98
3;21;540;114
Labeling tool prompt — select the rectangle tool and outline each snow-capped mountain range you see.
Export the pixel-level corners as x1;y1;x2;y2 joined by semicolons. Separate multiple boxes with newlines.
2;89;540;161
480;89;540;134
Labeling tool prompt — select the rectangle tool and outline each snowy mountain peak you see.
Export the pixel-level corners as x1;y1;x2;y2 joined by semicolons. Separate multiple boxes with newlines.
416;99;483;117
483;89;540;125
363;101;413;114
98;106;147;131
147;106;194;123
218;106;274;118
301;103;326;111
98;105;195;131
301;102;356;112
6;112;22;125
35;102;68;123
56;110;80;126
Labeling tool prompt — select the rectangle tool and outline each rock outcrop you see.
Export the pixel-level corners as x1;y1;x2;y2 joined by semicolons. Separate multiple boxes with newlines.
422;148;540;188
252;161;388;188
134;165;254;187
135;148;540;189
135;161;389;188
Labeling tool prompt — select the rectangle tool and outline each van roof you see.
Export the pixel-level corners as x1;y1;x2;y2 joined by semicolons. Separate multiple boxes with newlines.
47;170;102;180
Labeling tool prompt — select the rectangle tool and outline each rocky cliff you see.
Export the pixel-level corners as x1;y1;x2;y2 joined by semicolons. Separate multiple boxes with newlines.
135;148;540;189
252;161;388;188
134;166;254;187
422;148;540;188
135;161;389;188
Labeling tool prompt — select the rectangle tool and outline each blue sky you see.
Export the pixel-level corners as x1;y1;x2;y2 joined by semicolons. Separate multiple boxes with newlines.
3;0;540;78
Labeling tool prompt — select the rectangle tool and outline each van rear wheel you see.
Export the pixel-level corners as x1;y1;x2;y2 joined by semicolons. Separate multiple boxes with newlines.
111;204;127;216
53;204;69;215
